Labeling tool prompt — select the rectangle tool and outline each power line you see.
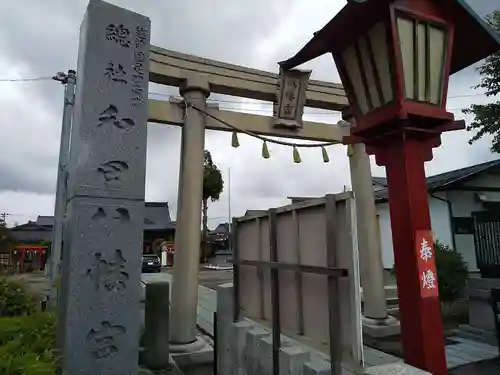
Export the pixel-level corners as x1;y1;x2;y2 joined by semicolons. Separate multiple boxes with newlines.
149;92;491;115
0;76;53;82
0;76;488;100
0;76;492;114
150;91;489;103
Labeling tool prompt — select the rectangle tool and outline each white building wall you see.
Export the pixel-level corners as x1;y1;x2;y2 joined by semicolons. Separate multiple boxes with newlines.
445;190;481;271
376;193;453;270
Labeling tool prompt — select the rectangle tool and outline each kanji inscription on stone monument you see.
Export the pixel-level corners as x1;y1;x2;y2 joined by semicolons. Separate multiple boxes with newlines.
57;1;150;374
87;321;126;359
416;230;439;298
86;249;129;292
104;61;128;84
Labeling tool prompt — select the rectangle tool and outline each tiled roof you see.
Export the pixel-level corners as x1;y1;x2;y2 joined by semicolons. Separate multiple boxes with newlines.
24;202;176;231
36;216;54;227
143;202;175;230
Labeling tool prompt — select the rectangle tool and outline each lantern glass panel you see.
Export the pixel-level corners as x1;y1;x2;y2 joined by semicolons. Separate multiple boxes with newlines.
428;26;446;105
417;22;427;101
342;45;370;114
341;21;393;115
397;17;415;99
359;37;382;108
396;14;447;106
369;22;393;104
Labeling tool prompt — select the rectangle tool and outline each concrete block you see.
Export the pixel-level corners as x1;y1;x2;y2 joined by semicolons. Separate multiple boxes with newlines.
257;335;273;375
468;277;500;291
141;281;170;370
231;321;252;375
302;359;331;375
364;363;431;375
469;299;496;331
66;0;150;202
245;327;270;375
468;287;493;300
279;346;309;375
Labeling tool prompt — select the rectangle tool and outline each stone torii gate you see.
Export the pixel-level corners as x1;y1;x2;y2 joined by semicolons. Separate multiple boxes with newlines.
146;46;398;348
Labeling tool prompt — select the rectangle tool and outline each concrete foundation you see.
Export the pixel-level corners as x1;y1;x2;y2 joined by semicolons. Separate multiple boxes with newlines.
468;277;500;332
362;316;401;338
170;336;213;368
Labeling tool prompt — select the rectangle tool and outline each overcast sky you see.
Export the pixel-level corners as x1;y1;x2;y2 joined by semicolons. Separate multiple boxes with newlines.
0;0;498;228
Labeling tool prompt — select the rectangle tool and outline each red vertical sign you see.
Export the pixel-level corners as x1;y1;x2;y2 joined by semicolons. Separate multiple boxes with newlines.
415;230;439;298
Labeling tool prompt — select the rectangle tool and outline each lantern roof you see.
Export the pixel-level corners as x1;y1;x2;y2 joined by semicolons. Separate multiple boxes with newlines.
280;0;500;75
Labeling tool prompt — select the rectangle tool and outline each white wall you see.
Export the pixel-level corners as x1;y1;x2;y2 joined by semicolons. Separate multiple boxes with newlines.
376;194;453;269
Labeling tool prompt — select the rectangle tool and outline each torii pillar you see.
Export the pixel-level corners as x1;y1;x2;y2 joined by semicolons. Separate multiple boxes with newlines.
344;110;400;337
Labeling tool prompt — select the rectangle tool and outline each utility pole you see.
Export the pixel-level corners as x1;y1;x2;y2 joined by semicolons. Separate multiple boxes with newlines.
0;212;9;225
48;69;76;305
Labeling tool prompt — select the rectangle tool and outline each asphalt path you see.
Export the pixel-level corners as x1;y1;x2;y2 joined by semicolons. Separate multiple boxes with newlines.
162;267;233;290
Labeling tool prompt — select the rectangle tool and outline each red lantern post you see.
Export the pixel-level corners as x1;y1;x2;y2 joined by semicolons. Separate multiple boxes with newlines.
280;1;500;374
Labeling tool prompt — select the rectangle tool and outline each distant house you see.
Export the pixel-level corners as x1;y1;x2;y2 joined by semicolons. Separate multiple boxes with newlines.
10;220;52;243
290;159;500;278
210;222;230;250
11;202;176;253
373;159;500;277
212;222;229;235
142;202;176;252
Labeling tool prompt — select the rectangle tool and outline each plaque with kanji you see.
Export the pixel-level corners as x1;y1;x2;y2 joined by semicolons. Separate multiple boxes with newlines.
416;230;439;298
273;67;311;129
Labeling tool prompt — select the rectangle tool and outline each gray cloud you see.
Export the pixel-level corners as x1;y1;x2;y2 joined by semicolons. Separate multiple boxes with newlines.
0;0;499;227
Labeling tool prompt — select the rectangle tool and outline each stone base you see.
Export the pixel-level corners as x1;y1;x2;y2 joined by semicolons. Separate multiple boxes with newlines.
170;336;213;368
453;324;499;347
364;363;430;374
170;336;206;354
362;316;401;338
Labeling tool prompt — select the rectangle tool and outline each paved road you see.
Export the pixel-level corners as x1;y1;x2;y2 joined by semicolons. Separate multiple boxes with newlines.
7;272;50;299
161;267;233;290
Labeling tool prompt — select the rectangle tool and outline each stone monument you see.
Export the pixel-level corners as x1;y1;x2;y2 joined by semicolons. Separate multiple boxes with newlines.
57;1;150;374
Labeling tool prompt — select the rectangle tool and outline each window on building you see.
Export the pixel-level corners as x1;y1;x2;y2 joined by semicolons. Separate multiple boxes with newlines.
453;217;474;235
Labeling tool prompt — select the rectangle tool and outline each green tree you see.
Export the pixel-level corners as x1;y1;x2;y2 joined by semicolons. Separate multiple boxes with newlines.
433;241;468;306
391;240;468;305
0;223;14;255
464;10;500;152
201;150;224;262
